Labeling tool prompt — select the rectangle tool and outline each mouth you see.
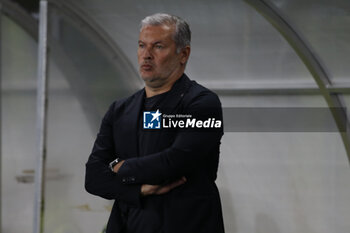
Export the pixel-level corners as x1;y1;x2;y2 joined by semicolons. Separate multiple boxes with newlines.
141;63;153;71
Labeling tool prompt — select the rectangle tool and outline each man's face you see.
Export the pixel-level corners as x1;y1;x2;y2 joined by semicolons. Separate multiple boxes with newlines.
138;24;182;88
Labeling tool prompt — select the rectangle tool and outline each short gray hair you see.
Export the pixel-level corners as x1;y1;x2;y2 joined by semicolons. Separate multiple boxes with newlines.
140;13;191;53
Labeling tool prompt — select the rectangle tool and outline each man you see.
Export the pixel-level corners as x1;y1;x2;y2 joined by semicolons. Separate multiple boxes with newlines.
85;13;225;233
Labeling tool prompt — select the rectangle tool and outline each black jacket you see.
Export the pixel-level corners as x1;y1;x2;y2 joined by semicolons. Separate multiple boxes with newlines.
85;74;225;233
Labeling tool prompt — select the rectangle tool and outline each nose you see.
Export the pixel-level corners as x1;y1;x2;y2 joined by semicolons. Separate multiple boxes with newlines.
142;46;153;60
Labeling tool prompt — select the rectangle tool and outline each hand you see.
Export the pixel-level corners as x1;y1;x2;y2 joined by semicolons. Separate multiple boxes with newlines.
141;177;187;196
113;160;125;173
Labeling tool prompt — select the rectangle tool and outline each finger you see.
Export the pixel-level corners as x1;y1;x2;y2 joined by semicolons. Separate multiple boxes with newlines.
156;178;186;194
141;184;161;196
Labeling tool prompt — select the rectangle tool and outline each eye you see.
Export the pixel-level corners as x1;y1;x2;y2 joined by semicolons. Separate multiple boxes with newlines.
138;43;145;48
155;44;163;49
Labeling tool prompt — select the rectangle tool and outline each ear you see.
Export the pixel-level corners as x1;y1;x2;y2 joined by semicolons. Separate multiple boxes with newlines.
179;46;191;65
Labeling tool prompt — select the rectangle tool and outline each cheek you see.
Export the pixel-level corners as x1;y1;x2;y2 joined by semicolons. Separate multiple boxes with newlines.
137;51;142;63
165;56;180;68
158;54;175;67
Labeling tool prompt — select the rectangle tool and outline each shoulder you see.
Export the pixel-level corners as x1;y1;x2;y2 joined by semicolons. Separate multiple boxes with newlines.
181;78;223;126
104;89;144;118
183;79;221;108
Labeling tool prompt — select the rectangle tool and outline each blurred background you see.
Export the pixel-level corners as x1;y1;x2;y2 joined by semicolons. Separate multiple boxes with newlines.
1;0;350;232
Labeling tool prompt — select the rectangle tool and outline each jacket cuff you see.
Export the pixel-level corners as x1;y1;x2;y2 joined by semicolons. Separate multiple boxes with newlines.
113;174;142;208
117;159;138;184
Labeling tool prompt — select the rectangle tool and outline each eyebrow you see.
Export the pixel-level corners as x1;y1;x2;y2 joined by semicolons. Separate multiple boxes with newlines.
138;40;164;45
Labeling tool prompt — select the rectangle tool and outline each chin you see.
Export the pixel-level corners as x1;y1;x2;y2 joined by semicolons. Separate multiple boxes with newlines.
140;71;153;80
143;77;164;88
141;75;154;82
141;73;158;82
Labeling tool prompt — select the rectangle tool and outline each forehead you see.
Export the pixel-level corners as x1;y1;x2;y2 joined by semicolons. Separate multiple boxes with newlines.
139;24;175;43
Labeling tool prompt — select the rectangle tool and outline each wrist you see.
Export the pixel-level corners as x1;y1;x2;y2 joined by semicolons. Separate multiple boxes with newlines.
109;158;121;172
113;160;125;173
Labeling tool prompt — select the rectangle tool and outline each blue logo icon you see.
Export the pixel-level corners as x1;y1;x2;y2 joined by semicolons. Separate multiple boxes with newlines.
143;109;162;129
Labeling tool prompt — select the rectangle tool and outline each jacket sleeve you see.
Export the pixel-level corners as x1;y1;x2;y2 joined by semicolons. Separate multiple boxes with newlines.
85;102;141;207
117;91;224;185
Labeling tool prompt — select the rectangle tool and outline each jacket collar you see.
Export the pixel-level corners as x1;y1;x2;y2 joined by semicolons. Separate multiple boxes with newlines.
157;73;192;113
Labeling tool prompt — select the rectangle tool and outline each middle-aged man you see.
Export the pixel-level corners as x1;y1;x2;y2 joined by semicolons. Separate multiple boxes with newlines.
85;13;225;233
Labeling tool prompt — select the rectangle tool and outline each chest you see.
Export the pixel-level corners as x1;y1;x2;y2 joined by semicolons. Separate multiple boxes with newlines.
112;108;179;159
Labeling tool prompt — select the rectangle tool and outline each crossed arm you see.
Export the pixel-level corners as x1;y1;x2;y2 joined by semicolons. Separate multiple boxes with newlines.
112;160;187;196
85;92;223;206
